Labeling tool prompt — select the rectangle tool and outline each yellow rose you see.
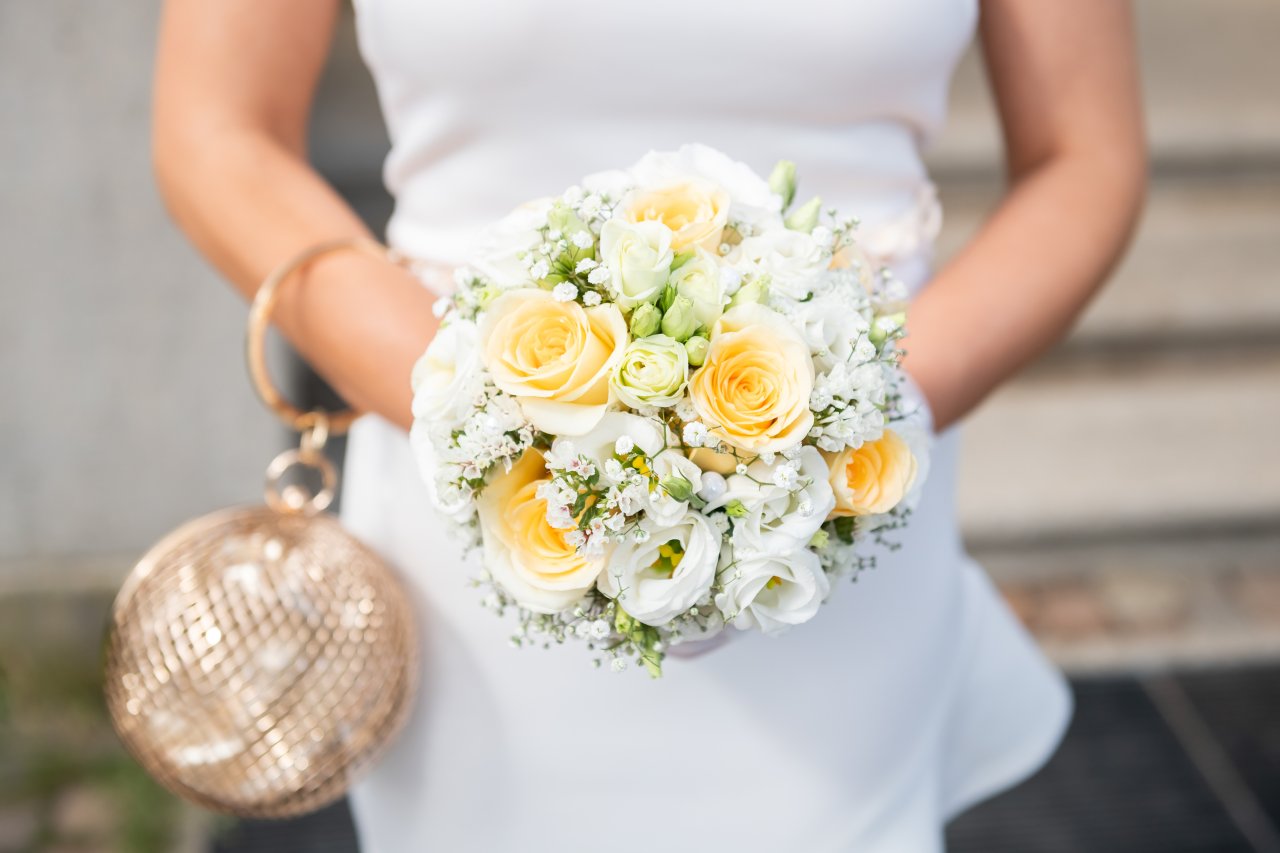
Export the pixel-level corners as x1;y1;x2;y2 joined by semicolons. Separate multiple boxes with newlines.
480;289;628;435
477;450;604;613
688;304;814;454
825;430;918;517
625;180;730;252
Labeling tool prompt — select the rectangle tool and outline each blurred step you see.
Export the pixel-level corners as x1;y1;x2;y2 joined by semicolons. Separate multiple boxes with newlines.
936;174;1280;355
957;348;1280;543
931;0;1280;178
981;531;1280;673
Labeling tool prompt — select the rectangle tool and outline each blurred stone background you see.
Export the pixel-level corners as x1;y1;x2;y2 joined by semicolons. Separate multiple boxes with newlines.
1;1;1278;851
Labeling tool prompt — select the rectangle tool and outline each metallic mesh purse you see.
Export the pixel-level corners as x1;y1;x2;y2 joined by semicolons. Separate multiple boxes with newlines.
104;238;419;818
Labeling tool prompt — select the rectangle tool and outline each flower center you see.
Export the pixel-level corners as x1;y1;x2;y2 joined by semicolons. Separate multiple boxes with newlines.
650;538;685;578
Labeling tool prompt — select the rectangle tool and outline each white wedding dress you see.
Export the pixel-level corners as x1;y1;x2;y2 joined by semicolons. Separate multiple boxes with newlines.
340;1;1072;850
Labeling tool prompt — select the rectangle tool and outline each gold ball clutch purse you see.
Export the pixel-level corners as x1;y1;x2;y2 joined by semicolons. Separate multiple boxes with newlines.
103;238;419;818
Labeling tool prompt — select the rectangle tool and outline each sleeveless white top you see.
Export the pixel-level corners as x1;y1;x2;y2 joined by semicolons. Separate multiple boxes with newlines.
343;2;1072;850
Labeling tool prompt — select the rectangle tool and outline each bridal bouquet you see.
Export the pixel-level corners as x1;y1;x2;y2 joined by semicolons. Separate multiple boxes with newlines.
410;145;927;676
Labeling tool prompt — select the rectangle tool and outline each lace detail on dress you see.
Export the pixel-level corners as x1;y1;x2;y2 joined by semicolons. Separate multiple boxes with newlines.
859;182;943;267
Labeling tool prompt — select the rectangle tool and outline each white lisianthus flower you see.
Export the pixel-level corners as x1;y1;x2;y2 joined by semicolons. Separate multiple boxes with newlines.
611;334;689;408
408;420;476;524
469;198;555;288
715;545;830;635
598;511;720;626
646;449;704;526
552;412;665;483
627;144;784;233
704;446;835;556
669;250;725;332
410;320;486;427
779;290;872;371
598;219;674;309
732;229;828;300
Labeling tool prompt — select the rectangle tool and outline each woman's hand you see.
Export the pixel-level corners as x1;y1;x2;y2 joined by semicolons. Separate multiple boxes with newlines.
154;0;437;430
902;0;1146;432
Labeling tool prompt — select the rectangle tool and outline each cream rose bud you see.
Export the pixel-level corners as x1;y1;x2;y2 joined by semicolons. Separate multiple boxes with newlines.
477;450;606;613
703;447;835;557
715;546;830;635
597;511;720;626
479;289;628;436
689;304;816;454
610;334;689;409
733;229;828;300
410;319;485;426
825;429;918;517
598;219;674;309
669;251;725;331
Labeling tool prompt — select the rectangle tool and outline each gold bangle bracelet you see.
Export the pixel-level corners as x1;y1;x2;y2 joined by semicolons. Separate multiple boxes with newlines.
245;236;407;436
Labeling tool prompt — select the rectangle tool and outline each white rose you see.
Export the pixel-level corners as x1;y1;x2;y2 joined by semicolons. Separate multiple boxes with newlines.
733;229;828;299
669;251;725;332
410;320;485;426
628;144;783;232
646;449;704;526
611;335;689;409
598;510;721;626
715;546;829;635
704;446;835;556
599;219;674;309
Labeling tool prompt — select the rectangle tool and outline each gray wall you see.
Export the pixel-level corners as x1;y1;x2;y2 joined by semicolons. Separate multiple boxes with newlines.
1;4;277;590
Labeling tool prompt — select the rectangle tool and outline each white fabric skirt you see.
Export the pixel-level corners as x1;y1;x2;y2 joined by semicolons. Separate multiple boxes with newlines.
339;406;1071;851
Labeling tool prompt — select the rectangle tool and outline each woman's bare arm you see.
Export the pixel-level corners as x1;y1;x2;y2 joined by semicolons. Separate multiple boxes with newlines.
153;0;436;430
904;0;1146;431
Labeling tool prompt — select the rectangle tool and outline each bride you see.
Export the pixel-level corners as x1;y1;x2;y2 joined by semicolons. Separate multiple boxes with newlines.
152;1;1144;850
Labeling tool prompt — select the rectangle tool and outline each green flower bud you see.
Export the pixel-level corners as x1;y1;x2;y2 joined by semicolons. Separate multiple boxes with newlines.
768;160;798;210
784;196;823;233
661;295;699;342
670;250;697;272
729;275;769;308
725;499;749;519
669;251;724;331
809;530;830;549
868;311;907;347
684;335;710;367
659;475;694;503
548;202;591;248
476;285;502;311
629;303;662;338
